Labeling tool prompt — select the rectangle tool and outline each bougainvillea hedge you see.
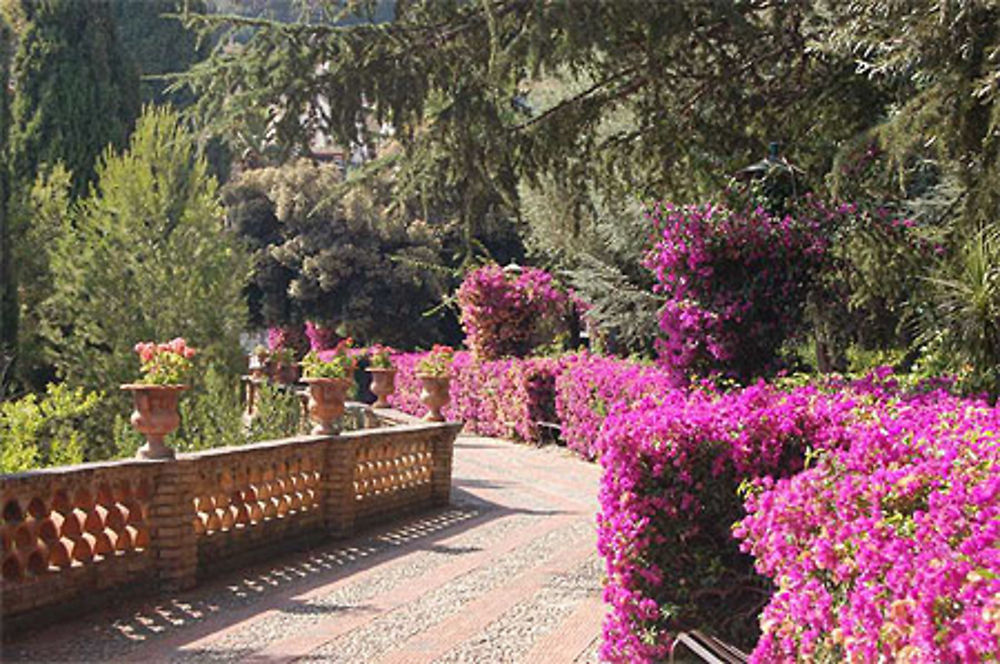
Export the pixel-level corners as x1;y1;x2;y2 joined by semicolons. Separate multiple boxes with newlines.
387;351;567;443
736;385;1000;663
385;351;1000;662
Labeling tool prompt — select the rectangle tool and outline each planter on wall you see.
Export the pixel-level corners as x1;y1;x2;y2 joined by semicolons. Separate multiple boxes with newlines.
367;368;397;408
416;374;451;422
120;384;188;459
302;377;351;434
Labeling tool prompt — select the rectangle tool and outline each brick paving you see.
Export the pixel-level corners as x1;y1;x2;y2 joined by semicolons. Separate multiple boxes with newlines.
2;432;606;663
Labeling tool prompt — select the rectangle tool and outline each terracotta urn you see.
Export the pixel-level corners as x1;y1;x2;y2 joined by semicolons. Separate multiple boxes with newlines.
120;384;188;460
367;368;397;408
302;377;351;434
416;373;451;422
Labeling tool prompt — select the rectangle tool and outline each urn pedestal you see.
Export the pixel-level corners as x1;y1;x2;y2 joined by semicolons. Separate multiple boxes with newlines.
120;384;188;460
302;377;351;435
416;374;451;422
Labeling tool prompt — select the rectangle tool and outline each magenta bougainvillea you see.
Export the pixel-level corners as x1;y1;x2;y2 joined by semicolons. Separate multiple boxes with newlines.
456;263;570;360
736;384;1000;663
304;320;341;351
266;324;309;357
382;348;1000;662
644;201;828;383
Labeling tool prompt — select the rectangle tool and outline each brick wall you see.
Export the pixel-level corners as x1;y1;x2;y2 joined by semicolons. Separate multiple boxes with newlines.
0;414;461;628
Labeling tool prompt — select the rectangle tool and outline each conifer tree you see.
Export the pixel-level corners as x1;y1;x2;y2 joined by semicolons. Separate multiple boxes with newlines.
0;15;13;385
112;0;207;107
8;0;139;197
42;106;249;394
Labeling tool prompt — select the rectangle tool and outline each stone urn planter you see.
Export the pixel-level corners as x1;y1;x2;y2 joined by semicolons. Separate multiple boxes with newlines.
416;374;451;422
120;384;188;460
367;368;397;408
302;377;351;434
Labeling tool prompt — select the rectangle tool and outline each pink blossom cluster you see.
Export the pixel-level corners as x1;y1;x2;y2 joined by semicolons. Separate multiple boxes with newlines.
457;264;570;360
133;337;197;385
266;324;309;357
595;381;848;662
735;388;1000;663
644;201;827;383
304;320;341;351
553;351;682;458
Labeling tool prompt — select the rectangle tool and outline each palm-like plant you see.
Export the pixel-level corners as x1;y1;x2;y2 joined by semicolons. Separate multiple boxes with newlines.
918;225;1000;392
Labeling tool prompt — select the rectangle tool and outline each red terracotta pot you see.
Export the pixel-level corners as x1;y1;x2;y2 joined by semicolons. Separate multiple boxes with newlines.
416;374;451;422
367;368;397;408
120;384;188;460
302;377;351;434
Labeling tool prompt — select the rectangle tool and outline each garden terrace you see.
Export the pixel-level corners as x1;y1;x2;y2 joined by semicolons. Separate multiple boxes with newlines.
1;412;460;632
1;423;604;664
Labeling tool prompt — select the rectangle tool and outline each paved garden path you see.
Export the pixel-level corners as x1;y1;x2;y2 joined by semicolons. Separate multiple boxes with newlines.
3;432;606;663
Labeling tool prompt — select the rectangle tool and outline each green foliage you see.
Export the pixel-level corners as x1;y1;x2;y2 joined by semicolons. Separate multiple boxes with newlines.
521;176;661;356
181;1;884;255
42;106;250;401
223;160;448;345
818;1;1000;232
112;0;207;106
247;382;304;441
0;14;13;379
916;225;1000;394
169;363;244;452
10;164;71;389
0;383;100;473
8;0;139;198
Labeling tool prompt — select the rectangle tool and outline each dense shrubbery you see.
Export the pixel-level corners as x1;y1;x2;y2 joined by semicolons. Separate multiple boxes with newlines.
645;199;825;382
737;382;1000;663
456;263;570;360
388;351;565;442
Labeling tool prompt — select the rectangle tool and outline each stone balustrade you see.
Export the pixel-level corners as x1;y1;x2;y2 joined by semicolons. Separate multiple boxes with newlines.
0;414;461;630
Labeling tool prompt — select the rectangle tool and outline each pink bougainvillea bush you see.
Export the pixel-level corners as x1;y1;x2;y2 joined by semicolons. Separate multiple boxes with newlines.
644;201;827;384
596;382;850;662
735;389;1000;663
266;324;309;358
304;320;341;351
457;263;570;360
554;351;681;459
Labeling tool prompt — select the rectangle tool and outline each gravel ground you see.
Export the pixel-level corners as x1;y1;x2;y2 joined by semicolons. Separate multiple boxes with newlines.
434;554;603;664
2;507;484;663
299;518;594;663
170;510;548;663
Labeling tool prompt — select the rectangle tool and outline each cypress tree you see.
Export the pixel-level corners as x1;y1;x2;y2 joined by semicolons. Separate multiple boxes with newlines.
0;16;13;385
9;0;139;198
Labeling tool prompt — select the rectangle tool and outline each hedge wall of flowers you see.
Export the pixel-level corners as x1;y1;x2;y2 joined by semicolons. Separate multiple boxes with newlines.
386;351;1000;662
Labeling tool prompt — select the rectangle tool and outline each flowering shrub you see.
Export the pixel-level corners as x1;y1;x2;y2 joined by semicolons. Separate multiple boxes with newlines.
133;338;197;385
554;352;681;458
457;264;570;360
415;344;454;377
301;338;357;379
267;324;308;358
368;344;396;370
596;382;850;662
304;320;341;351
644;201;827;383
389;351;566;443
735;389;1000;663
